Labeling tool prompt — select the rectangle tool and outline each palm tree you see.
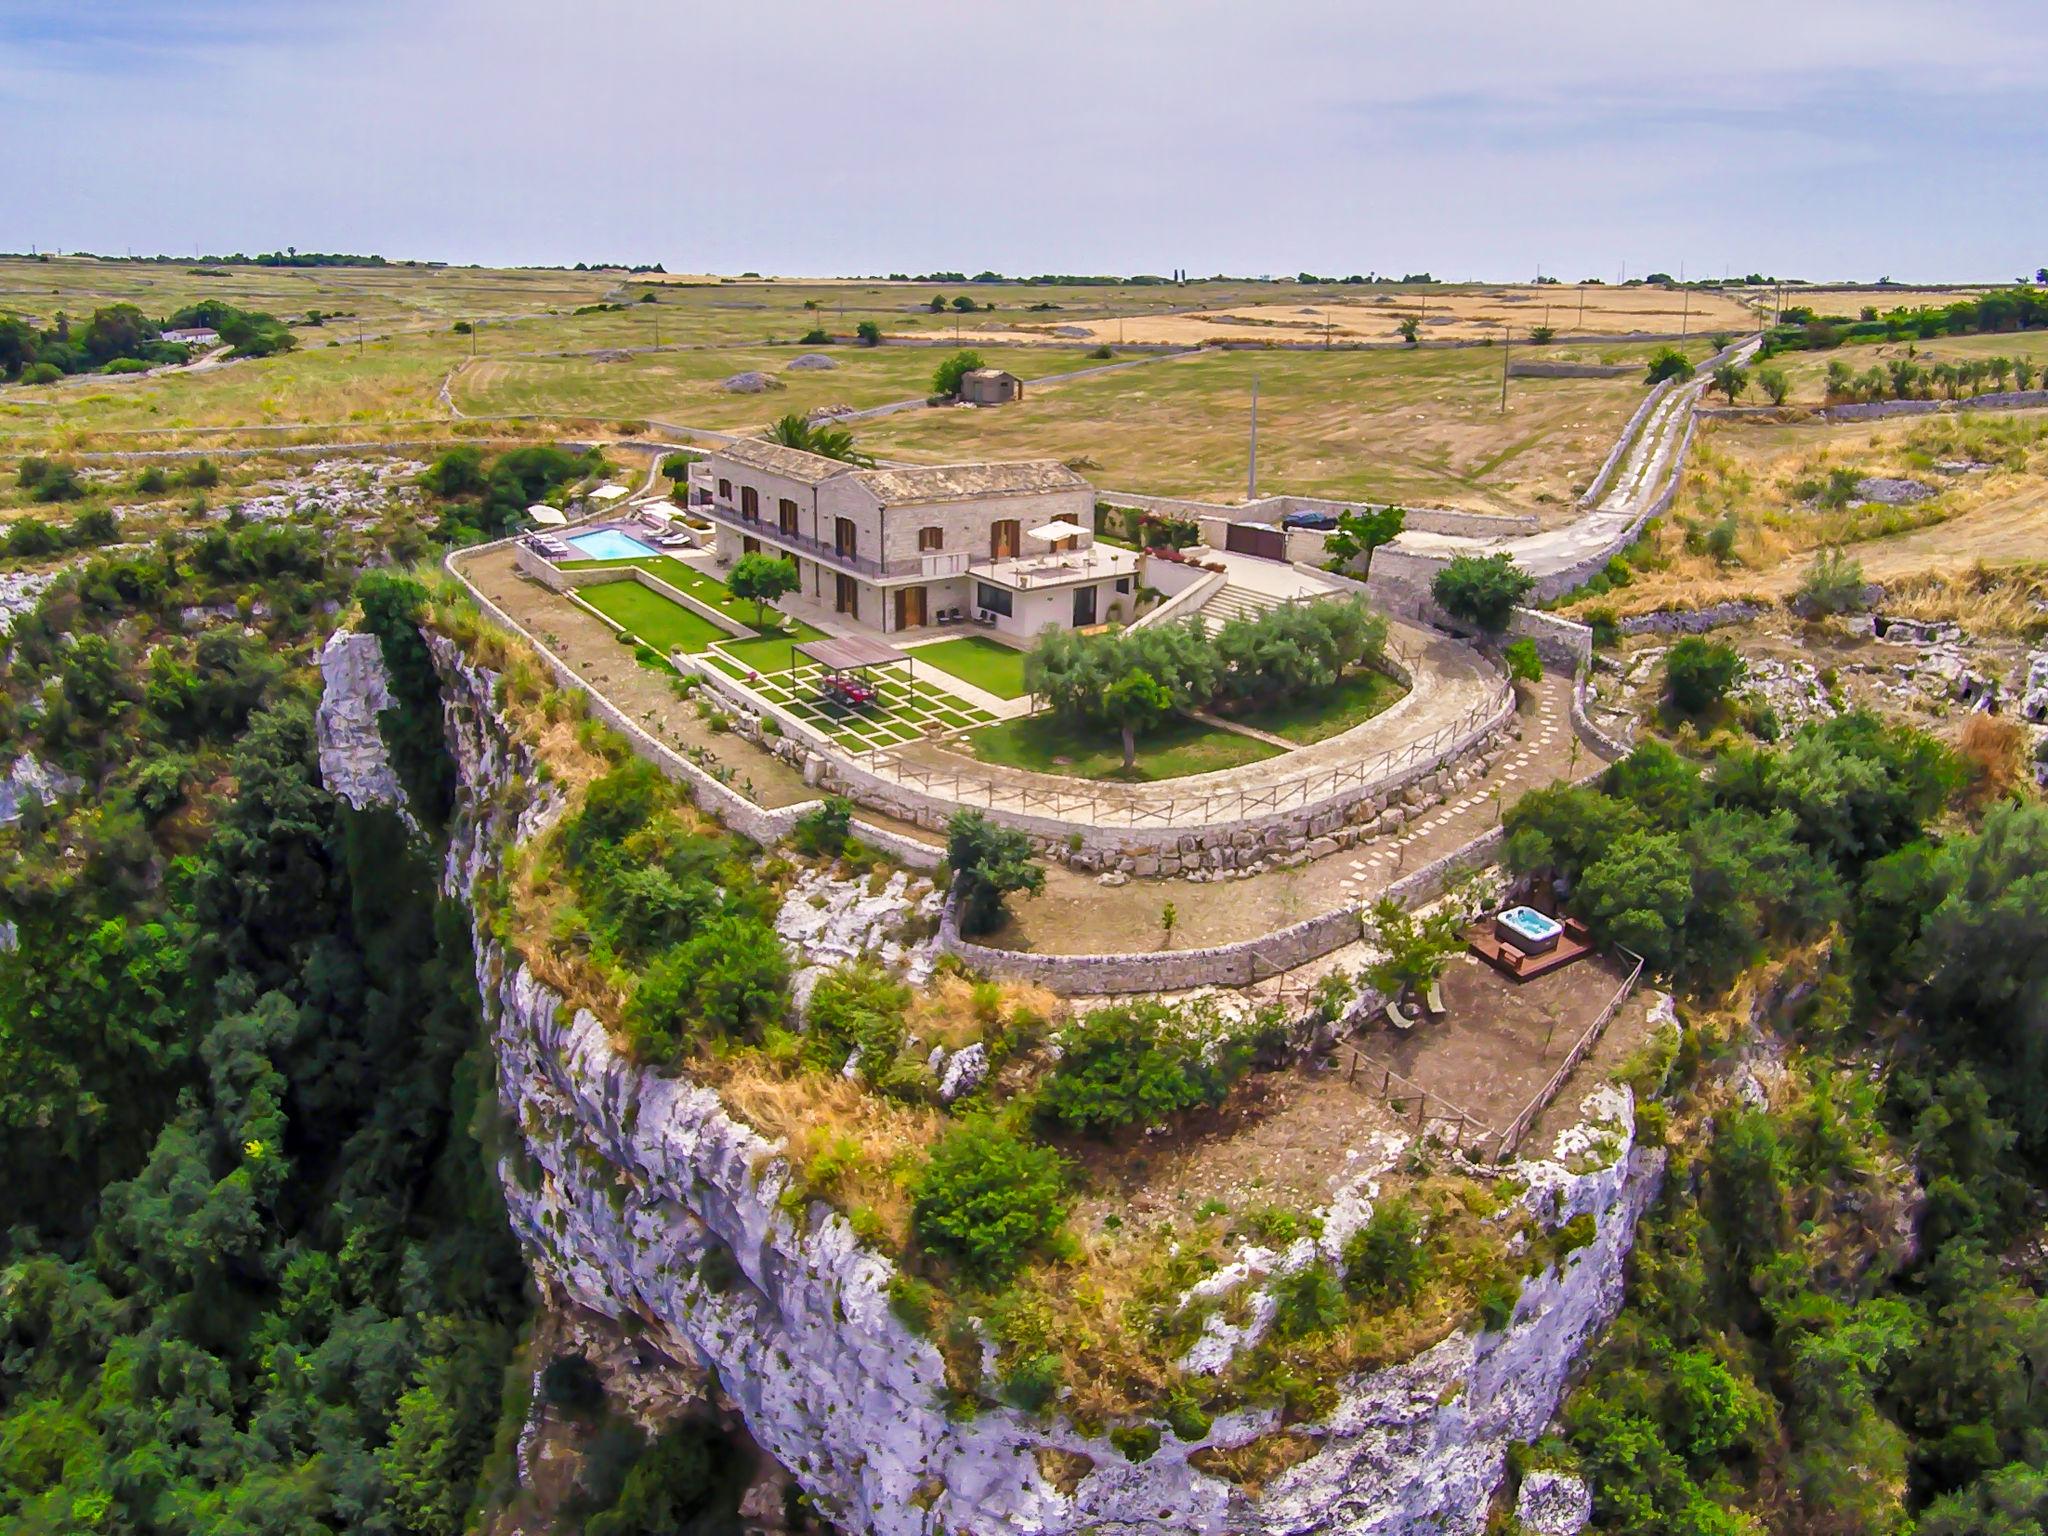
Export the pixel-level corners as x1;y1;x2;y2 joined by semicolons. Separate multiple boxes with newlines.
766;412;875;467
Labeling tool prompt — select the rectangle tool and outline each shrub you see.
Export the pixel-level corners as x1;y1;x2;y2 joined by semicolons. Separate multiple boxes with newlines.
134;465;169;494
791;794;854;856
21;361;61;384
1269;1262;1347;1340
799;328;830;345
1795;548;1869;616
855;320;882;346
180;458;221;489
625;914;789;1058
1033;1001;1230;1137
1645;346;1695;385
804;961;911;1079
1109;1423;1162;1462
1504;637;1543;684
1477;1278;1519;1331
1001;1352;1064;1413
911;1117;1068;1283
1432;553;1534;633
20;457;85;502
1665;637;1746;716
1342;1197;1430;1302
947;810;1044;937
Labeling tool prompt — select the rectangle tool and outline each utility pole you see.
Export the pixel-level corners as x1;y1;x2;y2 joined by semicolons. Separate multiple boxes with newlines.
1500;326;1511;413
1578;283;1587;330
1247;375;1259;501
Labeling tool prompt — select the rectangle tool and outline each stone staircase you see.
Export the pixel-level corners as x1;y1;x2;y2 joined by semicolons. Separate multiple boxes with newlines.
1198;582;1292;632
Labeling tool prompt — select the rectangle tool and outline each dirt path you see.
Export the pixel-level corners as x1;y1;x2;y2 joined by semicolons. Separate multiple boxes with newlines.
462;546;818;809
986;671;1593;954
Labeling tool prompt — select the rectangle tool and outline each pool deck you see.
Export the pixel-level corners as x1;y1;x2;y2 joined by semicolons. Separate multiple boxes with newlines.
1466;919;1596;981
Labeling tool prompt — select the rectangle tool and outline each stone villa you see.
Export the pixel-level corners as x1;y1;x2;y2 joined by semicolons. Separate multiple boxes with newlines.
696;439;1139;639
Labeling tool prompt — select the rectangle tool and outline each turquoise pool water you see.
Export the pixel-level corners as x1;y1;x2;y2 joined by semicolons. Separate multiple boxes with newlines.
1498;906;1562;944
566;528;659;561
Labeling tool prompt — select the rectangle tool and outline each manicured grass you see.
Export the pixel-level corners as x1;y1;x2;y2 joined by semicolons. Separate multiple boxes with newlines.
577;582;730;654
1224;668;1408;745
560;553;821;639
908;635;1031;699
717;632;814;675
958;711;1281;782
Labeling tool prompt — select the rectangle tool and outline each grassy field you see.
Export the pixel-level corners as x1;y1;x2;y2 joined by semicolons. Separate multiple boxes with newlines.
957;711;1281;781
1224;668;1407;744
1558;410;2048;619
903;635;1030;699
454;343;1105;432
860;342;1697;512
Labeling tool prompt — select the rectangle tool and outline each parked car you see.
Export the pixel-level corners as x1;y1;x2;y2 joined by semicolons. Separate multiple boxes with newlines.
1282;511;1340;530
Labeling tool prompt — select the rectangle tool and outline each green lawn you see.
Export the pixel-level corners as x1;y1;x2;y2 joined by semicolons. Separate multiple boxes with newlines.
577;582;731;654
959;711;1281;782
907;635;1031;699
560;553;819;638
1224;668;1408;745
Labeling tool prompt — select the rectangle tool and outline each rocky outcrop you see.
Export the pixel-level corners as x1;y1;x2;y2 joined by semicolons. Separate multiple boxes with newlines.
0;753;83;826
324;625;1669;1536
315;630;410;815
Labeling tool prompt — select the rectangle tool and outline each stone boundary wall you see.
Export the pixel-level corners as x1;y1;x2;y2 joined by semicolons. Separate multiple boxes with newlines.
941;825;1509;994
1572;671;1636;762
1618;600;1770;635
1577;379;1673;509
1817;389;2048;423
1100;488;1537;541
442;543;943;870
1509;361;1635;379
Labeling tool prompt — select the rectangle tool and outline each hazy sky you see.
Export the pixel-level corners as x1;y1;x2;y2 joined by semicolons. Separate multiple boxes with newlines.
3;0;2044;282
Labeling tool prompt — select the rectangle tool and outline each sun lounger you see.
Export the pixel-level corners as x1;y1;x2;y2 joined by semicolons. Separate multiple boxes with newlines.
1424;982;1446;1017
1384;1000;1417;1032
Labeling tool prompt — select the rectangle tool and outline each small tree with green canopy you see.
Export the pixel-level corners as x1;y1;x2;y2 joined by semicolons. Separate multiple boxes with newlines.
946;810;1044;936
932;348;986;398
1398;317;1421;346
1102;668;1174;771
1504;638;1543;684
856;320;882;345
1756;364;1791;405
727;552;800;628
1666;637;1746;716
1323;504;1406;578
1713;363;1750;404
1364;894;1469;1003
912;1117;1068;1282
1432;553;1534;633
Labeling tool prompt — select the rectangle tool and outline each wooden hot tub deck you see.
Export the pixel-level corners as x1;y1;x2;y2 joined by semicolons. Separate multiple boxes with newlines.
1467;919;1596;981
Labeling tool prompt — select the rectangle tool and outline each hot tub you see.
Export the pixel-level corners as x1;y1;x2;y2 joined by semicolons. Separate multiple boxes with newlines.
1495;905;1563;955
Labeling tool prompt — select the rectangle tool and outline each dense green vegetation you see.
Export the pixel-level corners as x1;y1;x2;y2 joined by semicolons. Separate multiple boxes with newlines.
1500;713;2048;1536
0;526;531;1533
1767;285;2048;353
415;442;606;541
0;298;296;381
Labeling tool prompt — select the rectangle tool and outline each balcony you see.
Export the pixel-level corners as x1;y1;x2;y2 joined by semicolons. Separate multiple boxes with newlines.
704;499;971;582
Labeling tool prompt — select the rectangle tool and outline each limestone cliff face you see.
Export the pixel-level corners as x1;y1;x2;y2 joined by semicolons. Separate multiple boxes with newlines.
321;627;1664;1536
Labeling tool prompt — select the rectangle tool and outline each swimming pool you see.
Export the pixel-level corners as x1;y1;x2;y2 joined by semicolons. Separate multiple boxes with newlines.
1495;905;1563;954
565;528;660;562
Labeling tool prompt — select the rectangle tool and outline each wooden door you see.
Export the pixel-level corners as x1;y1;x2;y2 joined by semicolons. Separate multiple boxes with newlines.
990;519;1020;559
835;572;859;618
834;518;858;558
894;585;927;631
1225;521;1286;561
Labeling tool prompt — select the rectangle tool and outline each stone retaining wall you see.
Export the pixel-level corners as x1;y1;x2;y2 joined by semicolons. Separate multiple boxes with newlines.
1100;489;1537;540
1618;600;1770;635
443;543;942;871
1817;389;2048;423
1509;361;1636;379
942;826;1509;994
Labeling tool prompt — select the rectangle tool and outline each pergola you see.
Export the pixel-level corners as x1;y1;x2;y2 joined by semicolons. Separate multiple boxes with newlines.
796;635;914;710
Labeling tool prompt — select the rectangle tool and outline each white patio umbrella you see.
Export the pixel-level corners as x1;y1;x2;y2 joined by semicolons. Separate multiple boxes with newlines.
1028;519;1089;542
527;505;568;527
